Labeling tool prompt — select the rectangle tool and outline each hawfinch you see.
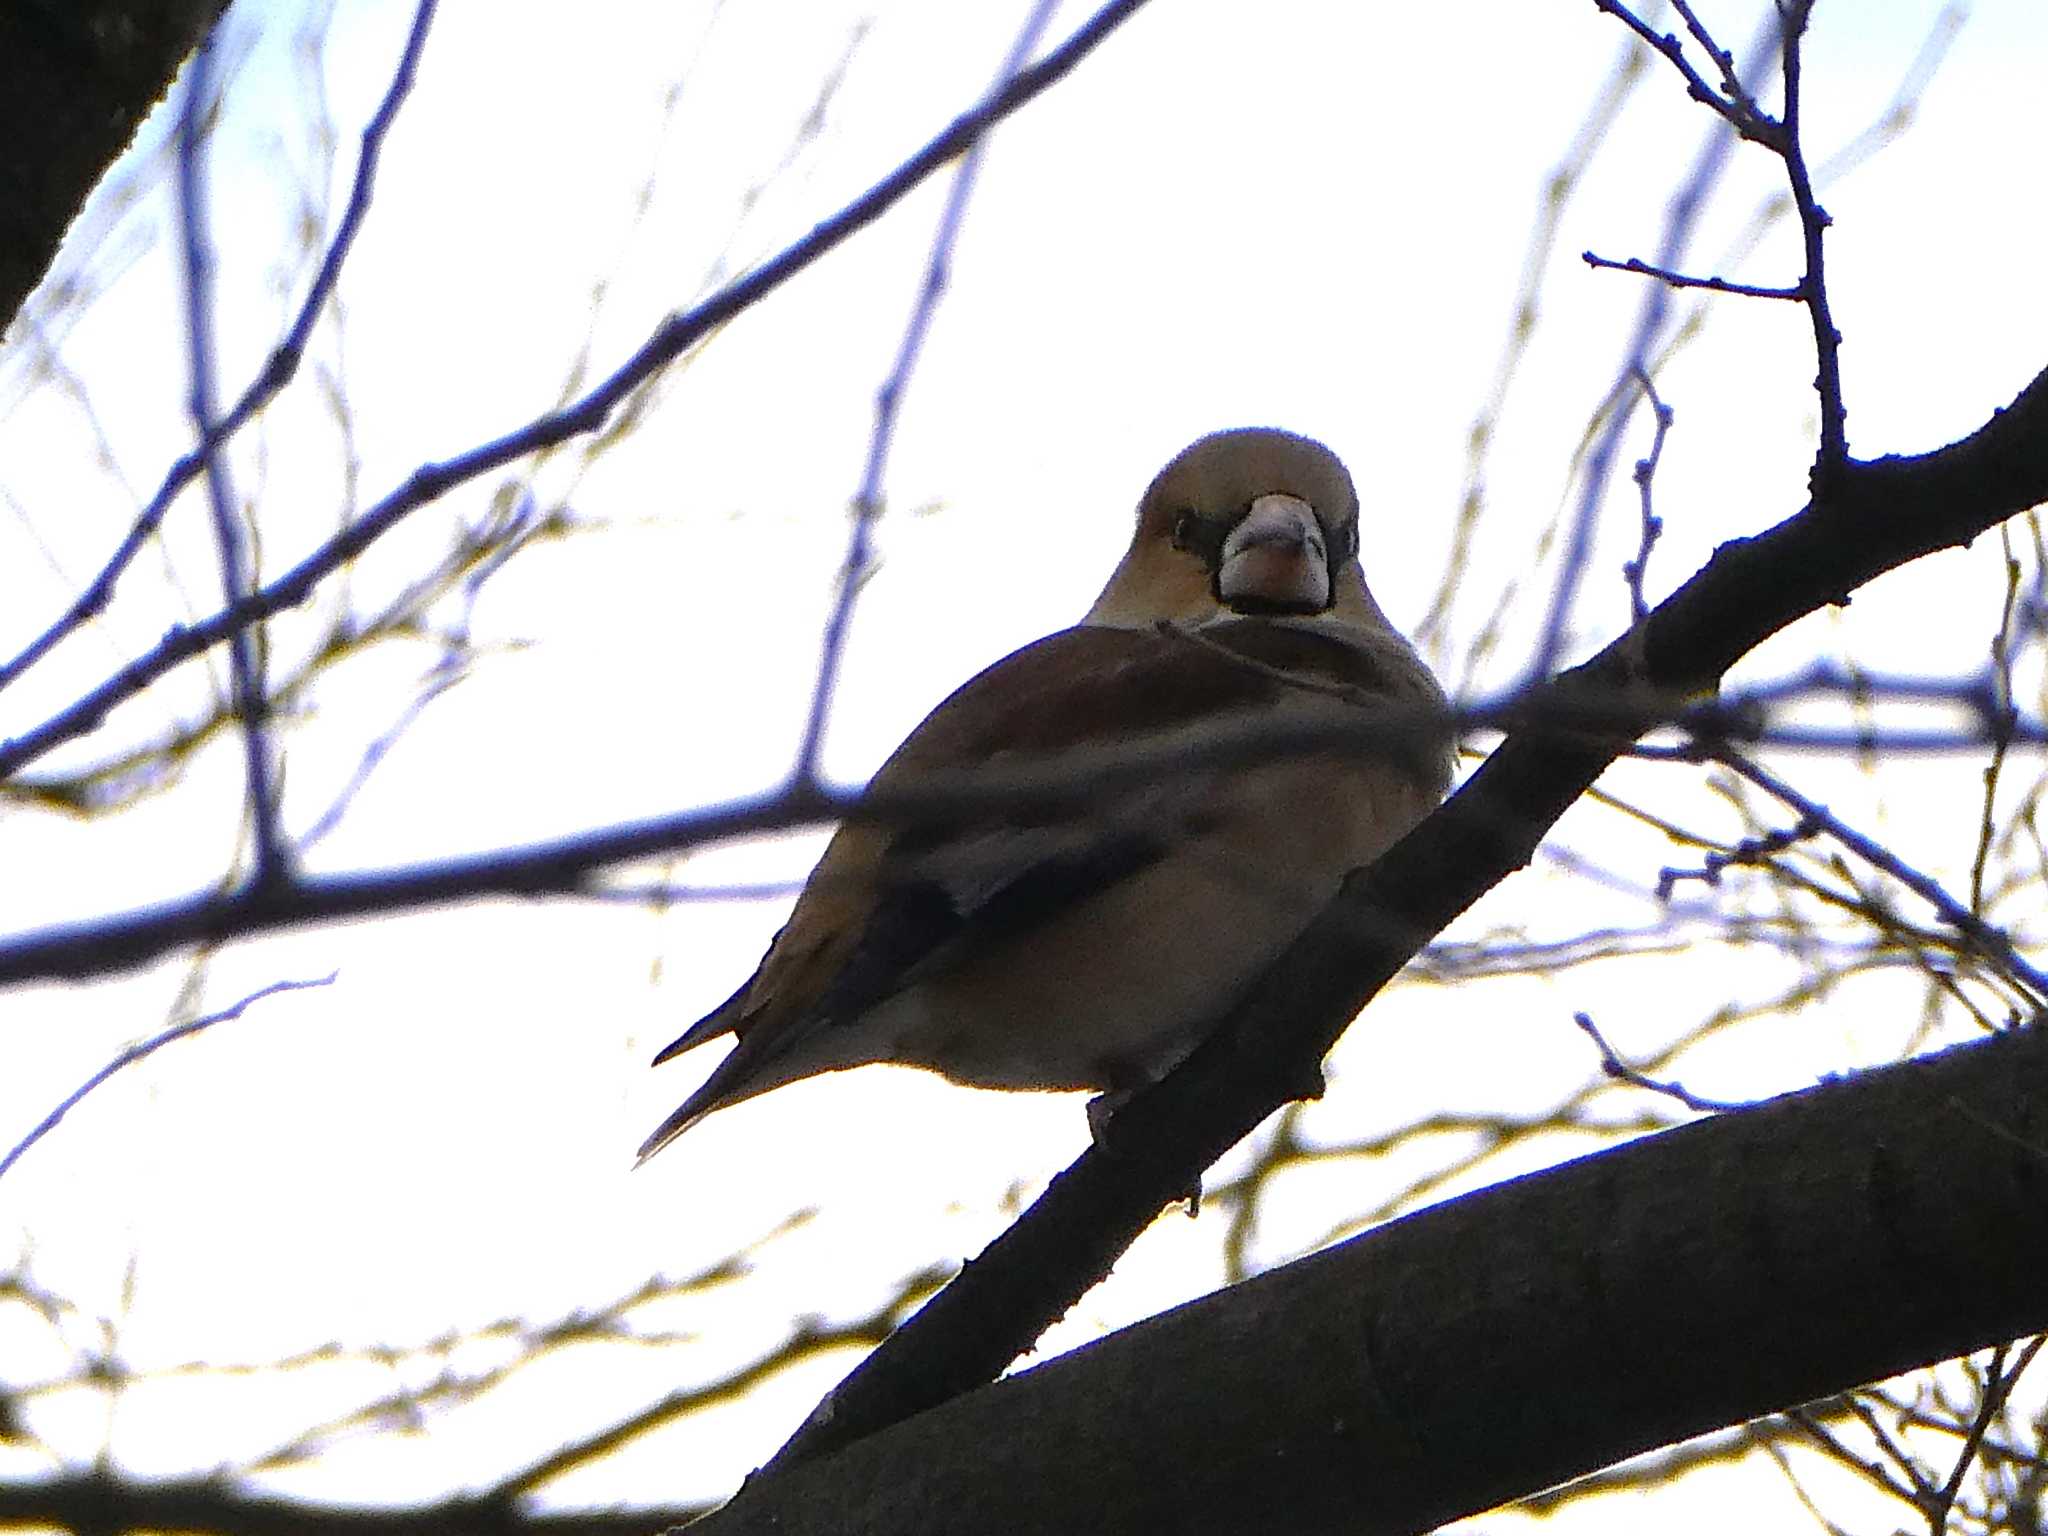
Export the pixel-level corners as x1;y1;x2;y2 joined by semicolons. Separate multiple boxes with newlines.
638;428;1453;1163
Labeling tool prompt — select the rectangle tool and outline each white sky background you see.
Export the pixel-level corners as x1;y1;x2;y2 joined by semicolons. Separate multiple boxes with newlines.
1;0;2045;1525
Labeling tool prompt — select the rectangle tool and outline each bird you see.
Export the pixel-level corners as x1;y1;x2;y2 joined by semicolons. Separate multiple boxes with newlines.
637;427;1454;1164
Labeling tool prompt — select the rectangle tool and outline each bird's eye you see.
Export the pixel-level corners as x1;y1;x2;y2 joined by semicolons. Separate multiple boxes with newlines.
1168;508;1228;569
1327;518;1358;565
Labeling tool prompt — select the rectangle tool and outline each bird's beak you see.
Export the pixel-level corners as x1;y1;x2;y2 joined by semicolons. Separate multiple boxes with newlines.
1218;494;1330;611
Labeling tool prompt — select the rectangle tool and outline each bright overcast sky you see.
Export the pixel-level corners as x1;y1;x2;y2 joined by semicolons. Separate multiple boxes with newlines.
2;0;2045;1524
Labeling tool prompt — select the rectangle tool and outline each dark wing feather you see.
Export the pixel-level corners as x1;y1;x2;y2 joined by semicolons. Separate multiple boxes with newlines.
641;619;1438;1157
813;823;1169;1025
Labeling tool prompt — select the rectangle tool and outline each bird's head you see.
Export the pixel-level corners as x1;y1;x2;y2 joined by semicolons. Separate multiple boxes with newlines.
1085;427;1372;628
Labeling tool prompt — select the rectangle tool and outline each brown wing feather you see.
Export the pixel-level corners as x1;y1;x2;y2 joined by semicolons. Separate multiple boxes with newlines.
640;619;1447;1157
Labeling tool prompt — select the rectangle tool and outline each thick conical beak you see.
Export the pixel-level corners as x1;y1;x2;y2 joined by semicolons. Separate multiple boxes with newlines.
1217;494;1329;611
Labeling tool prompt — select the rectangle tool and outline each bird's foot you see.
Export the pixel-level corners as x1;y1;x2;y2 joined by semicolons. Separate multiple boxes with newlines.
1085;1089;1203;1217
1085;1089;1133;1147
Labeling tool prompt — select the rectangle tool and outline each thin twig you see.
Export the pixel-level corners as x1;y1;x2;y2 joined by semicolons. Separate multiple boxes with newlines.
1529;10;1781;683
1588;0;1784;147
1715;747;2048;1004
295;494;541;849
1416;29;1648;664
1928;1337;2046;1532
0;0;1153;788
177;23;287;882
1783;1403;1926;1508
1624;365;1673;628
1655;812;1822;899
1154;617;1387;708
7;669;2048;985
1969;530;2023;912
1570;1011;1750;1112
589;879;804;905
1775;0;1850;481
1669;0;1762;120
1840;1389;1941;1509
0;974;337;1180
1583;250;1803;299
793;0;1063;781
0;0;439;697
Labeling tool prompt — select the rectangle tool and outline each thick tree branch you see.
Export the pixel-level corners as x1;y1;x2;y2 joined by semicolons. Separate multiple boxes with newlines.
697;1024;2048;1535
759;357;2048;1471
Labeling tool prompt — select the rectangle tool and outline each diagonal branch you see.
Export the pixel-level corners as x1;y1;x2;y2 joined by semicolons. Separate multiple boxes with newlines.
698;1022;2048;1535
758;356;2048;1472
1712;747;2048;1003
0;974;335;1180
1588;0;1784;147
0;0;1152;787
0;0;439;697
795;0;1064;781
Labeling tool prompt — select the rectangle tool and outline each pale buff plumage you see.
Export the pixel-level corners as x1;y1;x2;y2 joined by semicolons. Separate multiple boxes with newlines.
638;428;1453;1163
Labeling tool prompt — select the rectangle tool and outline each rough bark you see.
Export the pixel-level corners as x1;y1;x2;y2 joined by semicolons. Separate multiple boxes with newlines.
695;1025;2048;1535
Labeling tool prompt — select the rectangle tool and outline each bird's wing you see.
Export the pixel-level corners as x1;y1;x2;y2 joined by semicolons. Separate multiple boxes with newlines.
638;619;1441;1157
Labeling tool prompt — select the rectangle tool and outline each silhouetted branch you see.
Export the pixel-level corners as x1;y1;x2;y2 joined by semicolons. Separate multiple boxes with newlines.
0;0;1152;787
696;1026;2048;1534
177;22;285;880
760;353;2048;1472
0;974;336;1180
8;664;2048;987
1581;251;1803;299
0;0;439;696
795;0;1063;779
0;1472;699;1536
1588;0;1783;146
1529;10;1778;680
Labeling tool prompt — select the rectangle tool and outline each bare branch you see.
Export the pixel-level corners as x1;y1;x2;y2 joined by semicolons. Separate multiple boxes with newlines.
1570;1010;1750;1113
794;0;1064;781
1715;748;2048;1004
1531;10;1780;681
1928;1338;2047;1532
0;0;1154;787
1588;0;1784;147
1623;365;1673;628
756;354;2048;1472
0;1471;690;1536
1418;29;1648;663
1669;0;1763;120
1582;250;1803;300
0;974;336;1180
1594;0;1848;486
177;22;287;881
1655;811;1822;897
1774;0;1850;480
16;656;2048;987
0;0;439;697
